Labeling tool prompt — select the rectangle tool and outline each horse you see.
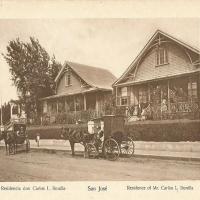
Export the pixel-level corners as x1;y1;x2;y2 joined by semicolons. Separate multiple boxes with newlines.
0;130;17;155
60;127;95;157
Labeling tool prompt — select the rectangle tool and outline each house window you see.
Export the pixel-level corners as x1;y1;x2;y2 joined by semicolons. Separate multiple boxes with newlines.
121;97;128;106
65;72;71;86
119;87;129;106
121;87;128;96
156;47;168;66
188;79;197;99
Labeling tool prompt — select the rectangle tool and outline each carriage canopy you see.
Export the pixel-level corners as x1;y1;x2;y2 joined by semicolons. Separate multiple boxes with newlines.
88;115;126;139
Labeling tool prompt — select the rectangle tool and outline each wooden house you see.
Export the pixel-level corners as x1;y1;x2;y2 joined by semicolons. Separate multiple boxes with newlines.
113;30;200;120
40;61;116;124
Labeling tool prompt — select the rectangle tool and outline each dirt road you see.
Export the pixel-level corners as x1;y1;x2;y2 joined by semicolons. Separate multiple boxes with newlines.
0;150;200;181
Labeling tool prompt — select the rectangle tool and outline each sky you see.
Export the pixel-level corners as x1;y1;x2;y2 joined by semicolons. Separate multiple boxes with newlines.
0;18;200;103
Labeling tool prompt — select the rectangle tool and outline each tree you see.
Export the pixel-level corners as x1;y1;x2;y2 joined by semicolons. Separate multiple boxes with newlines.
0;102;11;125
3;37;61;123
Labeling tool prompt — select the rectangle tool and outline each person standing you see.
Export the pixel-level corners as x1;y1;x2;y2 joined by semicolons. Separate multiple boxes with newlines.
35;133;40;147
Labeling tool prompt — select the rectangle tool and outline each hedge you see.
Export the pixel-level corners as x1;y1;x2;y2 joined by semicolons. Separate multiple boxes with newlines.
27;124;87;140
27;120;200;142
125;120;200;142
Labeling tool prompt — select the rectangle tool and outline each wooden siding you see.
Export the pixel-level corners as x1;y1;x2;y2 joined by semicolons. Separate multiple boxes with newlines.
124;43;194;84
56;70;89;94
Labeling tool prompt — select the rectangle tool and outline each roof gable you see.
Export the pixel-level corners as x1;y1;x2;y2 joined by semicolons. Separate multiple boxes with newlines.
113;29;200;86
55;61;116;90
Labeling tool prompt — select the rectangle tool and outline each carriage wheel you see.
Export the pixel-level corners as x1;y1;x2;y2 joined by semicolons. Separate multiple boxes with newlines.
9;143;15;155
26;140;30;153
120;137;135;157
104;138;120;161
86;143;98;159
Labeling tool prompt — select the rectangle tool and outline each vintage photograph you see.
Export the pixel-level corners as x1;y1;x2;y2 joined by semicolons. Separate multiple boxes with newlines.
0;18;199;182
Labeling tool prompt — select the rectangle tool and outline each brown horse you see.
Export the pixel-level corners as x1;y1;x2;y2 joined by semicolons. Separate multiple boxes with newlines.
0;130;17;155
0;125;28;155
60;127;95;157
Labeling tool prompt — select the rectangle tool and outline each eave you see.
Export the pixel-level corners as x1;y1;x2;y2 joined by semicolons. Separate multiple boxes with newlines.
113;70;200;88
40;87;111;101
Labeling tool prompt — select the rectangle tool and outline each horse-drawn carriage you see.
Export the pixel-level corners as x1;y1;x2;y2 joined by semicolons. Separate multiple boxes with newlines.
3;119;30;155
85;115;135;161
61;115;135;161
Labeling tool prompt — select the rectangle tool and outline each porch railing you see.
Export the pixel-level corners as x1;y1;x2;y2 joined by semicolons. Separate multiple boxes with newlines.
170;101;199;113
163;101;199;120
41;109;105;125
126;101;200;120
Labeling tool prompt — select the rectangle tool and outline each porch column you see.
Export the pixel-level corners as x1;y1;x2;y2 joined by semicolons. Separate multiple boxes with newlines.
73;96;76;112
167;80;170;111
73;96;77;122
83;94;87;111
56;99;59;113
95;93;99;116
64;97;67;112
148;83;151;102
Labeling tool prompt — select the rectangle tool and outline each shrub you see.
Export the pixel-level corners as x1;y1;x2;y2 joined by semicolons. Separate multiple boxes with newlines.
27;119;200;142
27;124;87;140
126;120;200;141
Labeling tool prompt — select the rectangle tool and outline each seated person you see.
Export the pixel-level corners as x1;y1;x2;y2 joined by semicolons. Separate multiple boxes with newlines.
16;126;25;137
161;99;168;112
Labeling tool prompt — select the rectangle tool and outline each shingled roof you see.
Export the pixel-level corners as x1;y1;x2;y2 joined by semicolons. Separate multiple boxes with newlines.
55;61;116;90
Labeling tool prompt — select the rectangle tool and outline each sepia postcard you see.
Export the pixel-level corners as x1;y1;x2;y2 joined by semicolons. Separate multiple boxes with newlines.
0;0;200;200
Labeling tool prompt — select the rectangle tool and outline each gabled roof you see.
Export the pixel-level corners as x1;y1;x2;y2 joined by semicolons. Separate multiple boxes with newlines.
113;29;200;86
55;61;116;90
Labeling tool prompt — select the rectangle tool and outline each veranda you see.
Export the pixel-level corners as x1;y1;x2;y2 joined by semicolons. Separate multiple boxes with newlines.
117;73;200;120
41;91;112;124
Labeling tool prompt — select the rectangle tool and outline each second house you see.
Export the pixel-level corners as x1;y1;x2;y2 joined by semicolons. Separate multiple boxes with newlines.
40;61;116;124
